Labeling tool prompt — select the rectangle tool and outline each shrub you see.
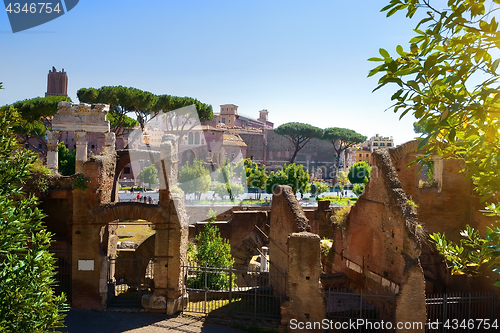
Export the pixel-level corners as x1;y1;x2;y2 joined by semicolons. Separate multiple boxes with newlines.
332;204;352;227
187;212;236;290
0;105;67;331
352;183;365;196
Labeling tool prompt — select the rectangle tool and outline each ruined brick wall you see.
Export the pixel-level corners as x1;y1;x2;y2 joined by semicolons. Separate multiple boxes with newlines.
185;205;270;225
322;148;427;329
71;152;117;308
269;186;310;298
188;210;269;271
390;141;497;293
281;232;326;331
390;141;493;242
329;148;425;297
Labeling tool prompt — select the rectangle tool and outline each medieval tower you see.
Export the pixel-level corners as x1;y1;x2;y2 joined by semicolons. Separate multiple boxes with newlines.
45;66;68;97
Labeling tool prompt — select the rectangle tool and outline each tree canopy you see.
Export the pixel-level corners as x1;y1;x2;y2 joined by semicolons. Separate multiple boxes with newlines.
178;159;211;200
274;122;323;163
0;104;67;331
244;159;268;199
77;86;213;147
58;142;75;176
1;95;71;154
348;161;371;184
370;0;500;285
138;164;158;188
322;127;366;182
309;181;328;197
77;86;158;134
266;163;310;195
106;112;138;129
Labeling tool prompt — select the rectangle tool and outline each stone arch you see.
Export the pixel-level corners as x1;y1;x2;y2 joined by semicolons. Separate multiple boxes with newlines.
388;140;419;165
181;149;195;167
96;202;162;225
111;150;162;201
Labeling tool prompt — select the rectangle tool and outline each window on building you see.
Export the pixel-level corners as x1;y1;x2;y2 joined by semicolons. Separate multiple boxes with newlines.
91;144;95;149
222;118;226;123
25;144;29;149
194;132;200;145
188;132;194;145
212;131;215;136
380;143;385;146
373;143;378;146
38;144;42;150
366;154;369;157
228;119;231;124
124;167;130;174
387;143;392;147
201;138;205;144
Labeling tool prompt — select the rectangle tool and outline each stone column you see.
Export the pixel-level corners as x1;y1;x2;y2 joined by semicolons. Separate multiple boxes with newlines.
46;130;60;171
281;232;326;332
159;134;179;193
75;131;88;174
103;132;116;153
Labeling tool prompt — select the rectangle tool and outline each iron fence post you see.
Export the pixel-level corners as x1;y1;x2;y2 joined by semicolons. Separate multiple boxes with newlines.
254;268;257;318
360;289;363;319
204;263;208;314
229;265;233;316
443;293;447;333
468;292;471;333
181;265;184;313
138;256;142;306
492;292;496;320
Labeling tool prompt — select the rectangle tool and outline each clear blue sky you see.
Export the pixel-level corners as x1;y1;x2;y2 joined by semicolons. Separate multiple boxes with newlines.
0;0;425;145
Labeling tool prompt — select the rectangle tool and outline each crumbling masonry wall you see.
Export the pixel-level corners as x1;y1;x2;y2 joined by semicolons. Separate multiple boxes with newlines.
326;148;426;330
71;152;117;308
269;185;310;298
389;140;498;293
269;186;326;331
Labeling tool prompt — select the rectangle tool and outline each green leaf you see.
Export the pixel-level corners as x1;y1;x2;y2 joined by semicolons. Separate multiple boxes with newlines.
368;64;385;78
396;45;404;56
407;80;420;91
492;59;500;73
417;136;431;151
379;48;391;59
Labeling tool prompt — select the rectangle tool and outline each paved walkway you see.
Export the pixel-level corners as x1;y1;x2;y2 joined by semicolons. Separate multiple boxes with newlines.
62;309;248;333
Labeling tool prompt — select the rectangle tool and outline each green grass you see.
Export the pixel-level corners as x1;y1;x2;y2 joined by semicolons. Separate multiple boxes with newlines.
187;199;269;205
116;224;155;244
120;186;155;191
316;196;358;205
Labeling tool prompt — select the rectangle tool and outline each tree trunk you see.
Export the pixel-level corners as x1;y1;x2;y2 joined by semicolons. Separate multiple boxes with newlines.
290;148;299;163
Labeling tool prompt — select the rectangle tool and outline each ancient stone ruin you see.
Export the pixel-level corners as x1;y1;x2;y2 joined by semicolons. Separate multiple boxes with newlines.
37;103;498;325
47;102;114;173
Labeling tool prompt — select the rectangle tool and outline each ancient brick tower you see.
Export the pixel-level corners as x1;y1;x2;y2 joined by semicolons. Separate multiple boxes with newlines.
45;66;68;97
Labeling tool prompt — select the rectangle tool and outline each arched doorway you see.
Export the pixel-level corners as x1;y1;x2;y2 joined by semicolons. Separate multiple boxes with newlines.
181;149;195;167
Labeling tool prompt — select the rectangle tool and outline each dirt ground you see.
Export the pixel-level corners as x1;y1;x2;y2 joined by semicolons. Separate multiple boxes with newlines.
61;309;250;333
